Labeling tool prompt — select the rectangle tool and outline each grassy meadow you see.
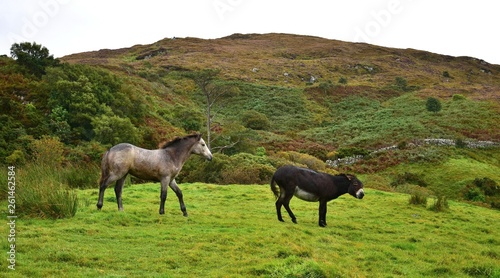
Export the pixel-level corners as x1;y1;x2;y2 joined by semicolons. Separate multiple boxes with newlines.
1;182;499;277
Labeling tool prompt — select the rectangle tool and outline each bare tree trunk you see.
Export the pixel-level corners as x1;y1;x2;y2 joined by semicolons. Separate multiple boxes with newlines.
205;93;211;149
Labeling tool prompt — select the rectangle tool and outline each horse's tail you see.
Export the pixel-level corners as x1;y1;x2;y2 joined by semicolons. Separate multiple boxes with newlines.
270;175;280;199
99;150;110;186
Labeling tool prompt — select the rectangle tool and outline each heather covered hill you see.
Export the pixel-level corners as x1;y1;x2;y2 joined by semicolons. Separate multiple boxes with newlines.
63;33;500;100
1;34;499;208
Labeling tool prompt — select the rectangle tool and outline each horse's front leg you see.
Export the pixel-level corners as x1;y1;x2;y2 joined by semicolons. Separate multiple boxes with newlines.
318;200;328;227
169;179;188;217
159;176;170;215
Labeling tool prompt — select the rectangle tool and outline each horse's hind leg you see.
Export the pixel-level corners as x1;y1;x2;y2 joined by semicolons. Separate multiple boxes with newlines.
114;175;127;211
97;177;110;210
159;176;171;215
97;173;121;210
169;179;188;217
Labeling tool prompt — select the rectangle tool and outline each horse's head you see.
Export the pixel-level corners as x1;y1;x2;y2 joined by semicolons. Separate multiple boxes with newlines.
191;136;213;161
345;174;365;199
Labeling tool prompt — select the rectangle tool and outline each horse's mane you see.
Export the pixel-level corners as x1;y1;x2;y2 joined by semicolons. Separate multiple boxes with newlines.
159;134;201;149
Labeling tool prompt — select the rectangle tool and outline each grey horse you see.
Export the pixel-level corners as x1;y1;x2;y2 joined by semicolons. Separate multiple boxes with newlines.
97;134;213;215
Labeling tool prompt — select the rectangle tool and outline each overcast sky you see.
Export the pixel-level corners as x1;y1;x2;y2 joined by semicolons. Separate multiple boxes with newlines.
1;0;499;64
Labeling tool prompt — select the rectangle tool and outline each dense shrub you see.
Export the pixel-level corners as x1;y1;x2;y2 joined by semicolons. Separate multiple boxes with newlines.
221;164;275;184
241;110;271;130
30;136;65;166
429;195;449;212
426;97;442;113
180;153;231;184
276;151;325;171
462;177;499;208
391;172;428;187
409;191;428;206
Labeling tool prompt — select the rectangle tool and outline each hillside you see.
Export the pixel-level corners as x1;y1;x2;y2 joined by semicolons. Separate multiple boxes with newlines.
63;33;500;100
1;33;499;207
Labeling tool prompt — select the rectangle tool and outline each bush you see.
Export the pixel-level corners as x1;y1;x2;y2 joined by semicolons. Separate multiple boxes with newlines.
472;177;499;197
409;191;428;206
426;97;442;113
452;94;466;101
391;172;428;187
276;151;325;171
429;195;449;212
221;164;275;184
241;110;271;130
462;177;499;208
395;76;408;91
5;150;25;165
30;136;65;166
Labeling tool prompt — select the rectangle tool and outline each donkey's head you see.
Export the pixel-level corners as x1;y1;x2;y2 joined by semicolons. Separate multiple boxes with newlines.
191;135;213;161
345;174;365;199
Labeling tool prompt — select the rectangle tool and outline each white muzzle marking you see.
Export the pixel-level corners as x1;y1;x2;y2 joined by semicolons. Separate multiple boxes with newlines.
356;189;365;199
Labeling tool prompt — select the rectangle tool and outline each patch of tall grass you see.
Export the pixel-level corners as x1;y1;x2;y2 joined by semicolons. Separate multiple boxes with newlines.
14;164;84;218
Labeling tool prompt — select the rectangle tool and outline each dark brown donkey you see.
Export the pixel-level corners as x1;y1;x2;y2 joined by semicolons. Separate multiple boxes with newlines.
97;134;212;215
271;165;364;227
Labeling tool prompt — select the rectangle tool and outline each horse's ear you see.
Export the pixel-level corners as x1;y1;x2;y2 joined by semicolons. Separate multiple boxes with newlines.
195;133;202;141
343;174;352;181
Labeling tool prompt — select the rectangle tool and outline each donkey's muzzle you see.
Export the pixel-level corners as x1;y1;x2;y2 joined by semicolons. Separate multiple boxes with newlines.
356;189;365;199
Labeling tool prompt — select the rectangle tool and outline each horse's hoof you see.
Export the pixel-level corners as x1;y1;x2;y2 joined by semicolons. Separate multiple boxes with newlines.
292;219;297;224
183;213;188;217
319;222;327;227
278;218;285;222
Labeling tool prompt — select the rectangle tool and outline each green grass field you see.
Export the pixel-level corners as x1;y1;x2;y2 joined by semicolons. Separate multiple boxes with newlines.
1;183;499;277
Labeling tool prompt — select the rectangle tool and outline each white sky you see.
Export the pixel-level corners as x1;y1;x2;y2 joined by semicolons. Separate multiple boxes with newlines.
1;0;499;65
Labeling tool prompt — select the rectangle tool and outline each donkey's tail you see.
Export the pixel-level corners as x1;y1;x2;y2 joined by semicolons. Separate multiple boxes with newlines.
270;176;280;199
99;150;110;186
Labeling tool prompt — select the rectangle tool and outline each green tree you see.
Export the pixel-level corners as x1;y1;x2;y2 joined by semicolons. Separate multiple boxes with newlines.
92;114;141;145
10;42;59;78
181;69;238;149
426;97;442;113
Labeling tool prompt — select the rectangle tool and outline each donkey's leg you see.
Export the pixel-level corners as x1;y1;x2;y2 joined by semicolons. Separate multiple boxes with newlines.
159;176;171;215
114;175;127;211
275;197;284;222
275;187;287;222
282;190;297;224
169;179;188;217
318;200;328;227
